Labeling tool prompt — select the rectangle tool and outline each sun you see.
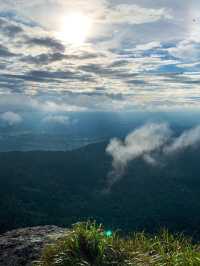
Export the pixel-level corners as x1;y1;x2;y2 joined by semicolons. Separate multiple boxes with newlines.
58;13;92;45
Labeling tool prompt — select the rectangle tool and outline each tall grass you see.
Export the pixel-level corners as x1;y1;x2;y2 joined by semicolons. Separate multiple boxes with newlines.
36;221;200;266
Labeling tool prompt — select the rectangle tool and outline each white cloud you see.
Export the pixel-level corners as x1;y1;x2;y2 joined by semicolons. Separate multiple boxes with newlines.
0;1;171;26
168;40;200;62
165;125;200;154
106;123;200;190
106;4;171;25
1;111;23;125
106;123;171;189
40;101;88;112
135;41;161;51
43;115;70;125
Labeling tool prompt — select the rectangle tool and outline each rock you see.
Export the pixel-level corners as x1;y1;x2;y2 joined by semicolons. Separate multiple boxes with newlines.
0;226;68;266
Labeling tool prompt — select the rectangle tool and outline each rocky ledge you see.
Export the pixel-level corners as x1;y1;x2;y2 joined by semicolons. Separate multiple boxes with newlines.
0;226;68;266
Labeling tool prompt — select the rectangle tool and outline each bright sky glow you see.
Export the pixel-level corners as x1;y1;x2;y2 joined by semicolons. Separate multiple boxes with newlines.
58;13;92;45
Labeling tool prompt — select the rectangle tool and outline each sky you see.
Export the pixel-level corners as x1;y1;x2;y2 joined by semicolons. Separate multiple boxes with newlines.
0;0;200;126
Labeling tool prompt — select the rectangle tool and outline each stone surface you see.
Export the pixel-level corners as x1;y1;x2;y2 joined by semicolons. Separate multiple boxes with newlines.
0;226;68;266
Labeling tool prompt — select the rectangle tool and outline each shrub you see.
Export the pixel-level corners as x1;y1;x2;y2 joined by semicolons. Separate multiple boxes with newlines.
36;221;127;266
36;222;200;266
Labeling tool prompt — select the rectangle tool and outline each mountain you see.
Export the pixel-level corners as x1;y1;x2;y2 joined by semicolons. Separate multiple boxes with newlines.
1;142;200;237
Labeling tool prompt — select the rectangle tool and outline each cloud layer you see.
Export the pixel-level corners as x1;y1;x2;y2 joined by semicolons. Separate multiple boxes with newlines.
1;111;23;125
0;0;199;114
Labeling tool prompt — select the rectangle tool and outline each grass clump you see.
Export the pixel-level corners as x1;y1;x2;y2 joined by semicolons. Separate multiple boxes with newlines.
36;221;200;266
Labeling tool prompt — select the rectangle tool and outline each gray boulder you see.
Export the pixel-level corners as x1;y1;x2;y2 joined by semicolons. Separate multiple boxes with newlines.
0;226;68;266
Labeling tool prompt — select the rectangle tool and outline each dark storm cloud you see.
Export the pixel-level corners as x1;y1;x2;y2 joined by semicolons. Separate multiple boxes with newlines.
109;60;129;68
21;50;100;65
0;17;23;37
158;73;200;85
65;90;125;100
73;51;101;60
0;44;17;57
27;70;92;82
0;17;5;25
2;24;23;37
79;63;123;77
75;63;106;74
0;73;25;91
22;52;67;65
26;37;65;52
0;69;93;84
126;79;146;85
0;11;38;27
79;62;138;80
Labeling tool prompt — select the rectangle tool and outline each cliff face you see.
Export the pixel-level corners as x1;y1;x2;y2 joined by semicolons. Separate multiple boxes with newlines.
0;226;68;266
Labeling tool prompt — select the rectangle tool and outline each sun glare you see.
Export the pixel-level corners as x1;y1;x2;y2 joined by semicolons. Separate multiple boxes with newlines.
58;13;92;45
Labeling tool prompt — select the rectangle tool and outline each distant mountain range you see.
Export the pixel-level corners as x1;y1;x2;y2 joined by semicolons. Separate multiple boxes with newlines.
1;111;200;152
0;133;104;152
